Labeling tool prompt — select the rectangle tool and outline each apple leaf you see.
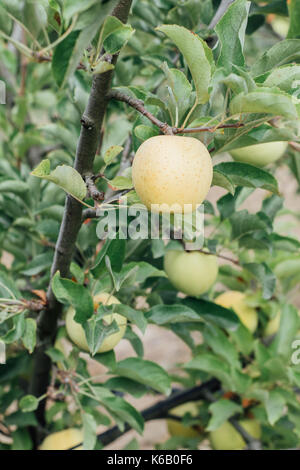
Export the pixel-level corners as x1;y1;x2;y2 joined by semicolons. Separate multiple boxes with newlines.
31;159;87;201
157;24;214;104
215;0;250;72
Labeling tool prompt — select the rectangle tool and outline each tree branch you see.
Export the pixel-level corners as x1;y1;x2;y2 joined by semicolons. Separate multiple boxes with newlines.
29;0;133;444
108;89;244;135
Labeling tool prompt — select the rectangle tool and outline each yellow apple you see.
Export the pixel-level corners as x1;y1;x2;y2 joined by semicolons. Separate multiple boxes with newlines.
264;311;281;337
132;135;213;213
209;419;261;450
39;428;83;450
215;291;258;333
167;402;202;438
267;14;290;37
164;250;218;296
65;292;127;353
230;141;287;167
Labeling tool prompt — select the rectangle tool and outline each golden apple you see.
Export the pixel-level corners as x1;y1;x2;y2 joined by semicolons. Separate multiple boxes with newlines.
209;419;261;450
167;402;202;438
267;14;290;37
65;292;127;353
132;135;213;213
215;291;258;333
230;141;287;167
164;250;218;296
264;311;281;337
39;428;83;450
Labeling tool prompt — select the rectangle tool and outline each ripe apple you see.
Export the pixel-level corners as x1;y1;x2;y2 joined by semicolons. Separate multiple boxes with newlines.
132;135;213;213
267;14;290;37
167;402;202;438
164;250;218;296
39;428;83;450
209;419;261;450
230;141;287;167
215;290;258;333
65;292;127;353
264;311;281;337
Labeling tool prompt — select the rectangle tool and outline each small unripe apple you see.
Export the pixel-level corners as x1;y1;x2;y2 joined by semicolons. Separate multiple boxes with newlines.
167;402;202;438
65;293;127;353
164;250;218;296
132;135;213;213
39;428;83;450
209;419;261;450
215;290;258;333
230;141;287;167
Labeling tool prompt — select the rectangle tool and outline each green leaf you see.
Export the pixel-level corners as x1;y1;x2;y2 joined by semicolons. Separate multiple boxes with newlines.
213;162;279;194
92;60;114;75
157;24;214;104
83;308;120;356
104;377;148;398
263;65;300;92
215;0;250;71
212;170;235;195
207;399;242;432
161;64;193;126
114;357;171;395
63;0;99;23
51;272;94;323
101;395;144;434
83;413;97;450
182;298;240;330
0;179;29;196
230;87;298;119
185;353;232;390
19;395;39;413
147;304;203;325
134;125;160;142
272;304;299;359
22;318;37;354
203;324;241;369
113;304;147;334
31;159;87;201
104;145;123;166
92;235;126;277
243;263;276;299
265;390;286;425
251;39;300;76
107;175;133;190
52;1;117;87
103;24;135;55
12;429;32;450
287;0;300;39
230;210;268;239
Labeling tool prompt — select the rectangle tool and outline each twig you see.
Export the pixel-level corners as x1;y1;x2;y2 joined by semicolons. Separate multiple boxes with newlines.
85;175;105;202
108;89;175;135
177;122;244;134
208;0;235;29
197;249;240;266
108;89;244;135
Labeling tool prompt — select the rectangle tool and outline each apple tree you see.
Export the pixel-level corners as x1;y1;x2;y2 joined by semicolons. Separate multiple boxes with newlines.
0;0;300;450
